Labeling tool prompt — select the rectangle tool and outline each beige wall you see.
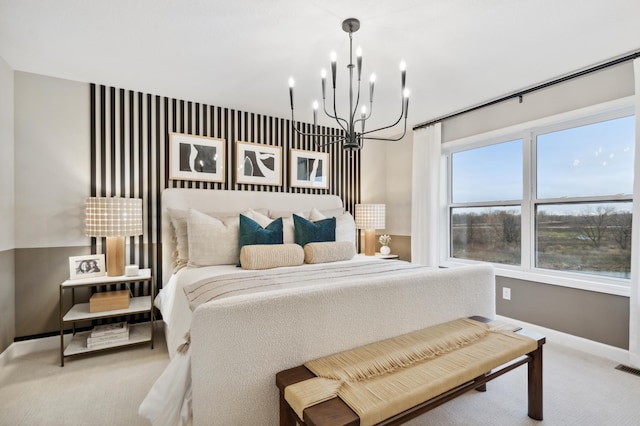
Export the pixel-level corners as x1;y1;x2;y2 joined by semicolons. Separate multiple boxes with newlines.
0;56;15;351
360;131;413;257
14;72;90;249
496;276;629;348
12;72;90;337
442;62;634;143
0;57;14;251
15;247;90;337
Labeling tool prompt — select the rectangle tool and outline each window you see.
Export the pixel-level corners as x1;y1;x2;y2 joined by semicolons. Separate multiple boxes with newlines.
450;140;522;264
536;202;632;278
446;108;635;286
451;206;521;265
535;116;635;279
451;140;522;203
536;117;634;199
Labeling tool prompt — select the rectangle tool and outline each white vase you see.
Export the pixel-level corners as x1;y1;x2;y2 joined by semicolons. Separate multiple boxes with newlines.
380;245;391;255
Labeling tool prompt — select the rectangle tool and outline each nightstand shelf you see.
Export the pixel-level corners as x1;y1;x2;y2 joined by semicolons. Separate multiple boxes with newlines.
64;322;152;357
59;268;154;366
63;296;152;322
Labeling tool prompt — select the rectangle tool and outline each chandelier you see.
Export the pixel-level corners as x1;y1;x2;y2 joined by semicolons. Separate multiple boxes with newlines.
288;18;410;151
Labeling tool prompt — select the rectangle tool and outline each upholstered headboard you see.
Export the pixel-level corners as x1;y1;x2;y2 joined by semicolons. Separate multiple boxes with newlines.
160;188;344;288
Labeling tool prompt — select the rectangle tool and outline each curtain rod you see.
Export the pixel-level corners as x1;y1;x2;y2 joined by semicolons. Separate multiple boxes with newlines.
413;49;640;131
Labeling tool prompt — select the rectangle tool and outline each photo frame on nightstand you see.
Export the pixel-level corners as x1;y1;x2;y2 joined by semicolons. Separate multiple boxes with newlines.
69;254;106;280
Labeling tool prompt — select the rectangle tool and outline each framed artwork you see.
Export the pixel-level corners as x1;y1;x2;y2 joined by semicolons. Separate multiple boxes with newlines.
235;141;282;186
69;254;106;280
290;149;329;189
169;132;225;183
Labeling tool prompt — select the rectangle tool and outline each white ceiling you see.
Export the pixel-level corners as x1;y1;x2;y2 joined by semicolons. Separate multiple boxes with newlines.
1;0;640;136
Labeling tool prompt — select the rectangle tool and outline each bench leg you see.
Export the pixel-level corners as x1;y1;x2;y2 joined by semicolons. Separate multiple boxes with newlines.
475;371;490;392
280;392;300;426
527;345;543;420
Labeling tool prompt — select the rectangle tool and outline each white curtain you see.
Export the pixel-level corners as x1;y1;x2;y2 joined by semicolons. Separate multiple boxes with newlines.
411;123;442;266
629;58;640;368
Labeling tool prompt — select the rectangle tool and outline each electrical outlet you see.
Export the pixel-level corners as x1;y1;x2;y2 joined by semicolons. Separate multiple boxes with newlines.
502;287;511;300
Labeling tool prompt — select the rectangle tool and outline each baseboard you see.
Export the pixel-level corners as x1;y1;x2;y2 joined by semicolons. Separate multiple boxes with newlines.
497;315;630;365
0;321;163;366
1;319;627;367
0;335;63;366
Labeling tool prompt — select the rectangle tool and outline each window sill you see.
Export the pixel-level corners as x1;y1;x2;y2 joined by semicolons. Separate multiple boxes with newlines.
440;259;630;297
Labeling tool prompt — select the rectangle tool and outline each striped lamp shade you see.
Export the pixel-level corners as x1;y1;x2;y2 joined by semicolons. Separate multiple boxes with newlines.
85;197;143;237
354;204;386;230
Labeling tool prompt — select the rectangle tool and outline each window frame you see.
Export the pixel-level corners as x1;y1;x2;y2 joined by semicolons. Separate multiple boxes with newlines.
441;97;635;296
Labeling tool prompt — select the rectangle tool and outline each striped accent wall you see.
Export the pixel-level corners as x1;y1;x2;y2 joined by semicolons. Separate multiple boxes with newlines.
89;84;361;290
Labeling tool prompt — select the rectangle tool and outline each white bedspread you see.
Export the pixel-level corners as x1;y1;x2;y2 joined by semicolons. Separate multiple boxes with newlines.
140;256;385;426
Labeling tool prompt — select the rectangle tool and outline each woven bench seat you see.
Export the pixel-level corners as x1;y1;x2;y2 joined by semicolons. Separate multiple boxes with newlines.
276;317;545;425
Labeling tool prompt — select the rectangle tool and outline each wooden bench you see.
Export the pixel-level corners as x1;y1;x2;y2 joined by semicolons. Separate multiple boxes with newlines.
276;317;545;425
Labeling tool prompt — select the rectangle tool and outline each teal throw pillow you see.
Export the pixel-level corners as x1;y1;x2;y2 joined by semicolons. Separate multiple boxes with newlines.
238;215;283;266
293;214;336;246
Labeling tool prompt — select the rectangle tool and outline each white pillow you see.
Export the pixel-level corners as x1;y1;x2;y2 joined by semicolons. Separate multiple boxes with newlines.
168;208;190;271
268;210;309;219
308;208;356;246
187;209;239;266
320;207;345;218
267;210;307;244
243;208;273;227
169;208;238;271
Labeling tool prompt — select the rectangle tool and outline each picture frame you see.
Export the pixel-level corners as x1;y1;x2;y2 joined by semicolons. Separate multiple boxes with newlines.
235;141;282;186
290;148;329;189
169;132;226;183
69;254;106;280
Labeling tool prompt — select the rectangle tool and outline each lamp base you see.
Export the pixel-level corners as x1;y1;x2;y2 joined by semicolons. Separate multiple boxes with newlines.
106;236;125;276
364;229;376;256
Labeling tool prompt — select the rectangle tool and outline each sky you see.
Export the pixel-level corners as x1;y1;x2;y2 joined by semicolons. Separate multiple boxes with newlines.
451;114;635;214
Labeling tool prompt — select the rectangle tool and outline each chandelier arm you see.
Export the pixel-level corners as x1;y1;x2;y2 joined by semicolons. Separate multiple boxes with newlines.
321;99;349;128
291;122;347;140
355;99;373;124
353;94;371;126
359;96;405;137
291;111;349;144
351;78;362;121
314;136;347;148
330;88;349;134
359;114;403;137
361;118;408;142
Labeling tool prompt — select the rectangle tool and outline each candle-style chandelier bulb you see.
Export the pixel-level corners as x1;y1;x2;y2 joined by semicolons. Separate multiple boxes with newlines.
288;17;409;151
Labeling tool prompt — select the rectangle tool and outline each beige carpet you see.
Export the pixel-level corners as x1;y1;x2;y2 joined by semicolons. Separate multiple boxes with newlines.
1;329;639;426
0;330;169;426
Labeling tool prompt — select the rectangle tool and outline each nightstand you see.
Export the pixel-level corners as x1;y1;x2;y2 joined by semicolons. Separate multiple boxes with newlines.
59;269;154;366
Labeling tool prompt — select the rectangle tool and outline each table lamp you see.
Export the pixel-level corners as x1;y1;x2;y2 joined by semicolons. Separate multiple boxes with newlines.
355;204;385;256
85;197;143;276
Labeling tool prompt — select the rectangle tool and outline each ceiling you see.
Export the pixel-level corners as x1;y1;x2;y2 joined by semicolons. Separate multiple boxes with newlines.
2;0;640;137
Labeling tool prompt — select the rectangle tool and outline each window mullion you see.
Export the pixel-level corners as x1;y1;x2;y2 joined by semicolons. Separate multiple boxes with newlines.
522;132;534;270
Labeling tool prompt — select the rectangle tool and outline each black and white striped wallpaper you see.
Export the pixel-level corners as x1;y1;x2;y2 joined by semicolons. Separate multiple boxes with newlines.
89;84;361;289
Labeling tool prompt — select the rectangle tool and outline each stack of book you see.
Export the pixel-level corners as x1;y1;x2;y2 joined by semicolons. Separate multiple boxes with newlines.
87;321;130;349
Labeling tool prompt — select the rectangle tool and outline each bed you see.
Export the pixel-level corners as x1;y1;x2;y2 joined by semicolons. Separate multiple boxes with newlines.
139;188;496;426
